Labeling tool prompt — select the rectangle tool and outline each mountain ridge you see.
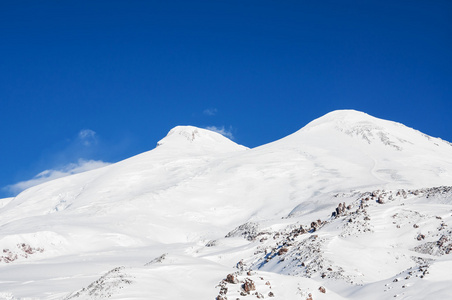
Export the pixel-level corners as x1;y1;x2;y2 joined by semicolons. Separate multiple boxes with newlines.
0;110;451;299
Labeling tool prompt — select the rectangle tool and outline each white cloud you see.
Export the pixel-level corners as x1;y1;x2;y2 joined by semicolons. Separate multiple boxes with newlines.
203;108;218;116
205;126;234;140
78;129;97;146
4;159;110;195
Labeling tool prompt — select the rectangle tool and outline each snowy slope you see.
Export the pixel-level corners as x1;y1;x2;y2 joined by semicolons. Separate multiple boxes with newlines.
0;110;452;299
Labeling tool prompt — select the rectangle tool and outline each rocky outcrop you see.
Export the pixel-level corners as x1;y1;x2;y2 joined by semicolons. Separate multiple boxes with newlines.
64;267;133;299
0;243;44;263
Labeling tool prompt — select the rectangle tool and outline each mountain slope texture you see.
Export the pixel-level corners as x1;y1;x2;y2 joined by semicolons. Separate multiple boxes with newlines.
1;110;452;300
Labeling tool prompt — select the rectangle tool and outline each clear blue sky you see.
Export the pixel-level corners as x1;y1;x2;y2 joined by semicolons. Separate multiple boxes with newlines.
1;1;451;197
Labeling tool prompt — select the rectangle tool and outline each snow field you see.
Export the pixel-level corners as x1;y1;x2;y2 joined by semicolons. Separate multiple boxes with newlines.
0;111;452;299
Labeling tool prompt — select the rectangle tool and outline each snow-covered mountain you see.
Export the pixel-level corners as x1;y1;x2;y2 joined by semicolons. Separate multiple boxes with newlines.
1;110;452;299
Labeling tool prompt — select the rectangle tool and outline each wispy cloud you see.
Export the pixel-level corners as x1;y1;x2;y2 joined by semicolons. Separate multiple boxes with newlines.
2;128;113;196
4;159;110;195
203;108;218;116
49;128;100;167
78;129;97;146
205;126;234;140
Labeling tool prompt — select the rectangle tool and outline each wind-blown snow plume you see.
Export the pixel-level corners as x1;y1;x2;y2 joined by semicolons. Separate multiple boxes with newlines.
205;125;234;139
4;159;110;195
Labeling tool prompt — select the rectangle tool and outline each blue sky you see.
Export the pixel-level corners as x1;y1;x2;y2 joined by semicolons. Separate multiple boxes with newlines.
1;1;451;197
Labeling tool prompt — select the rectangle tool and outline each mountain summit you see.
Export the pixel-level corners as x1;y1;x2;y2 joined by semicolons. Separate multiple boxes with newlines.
291;109;450;152
156;125;247;154
0;110;451;299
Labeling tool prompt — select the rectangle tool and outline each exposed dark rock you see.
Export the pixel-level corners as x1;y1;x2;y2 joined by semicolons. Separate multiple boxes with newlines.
278;247;289;255
144;253;167;266
242;279;256;293
226;222;260;241
226;273;238;284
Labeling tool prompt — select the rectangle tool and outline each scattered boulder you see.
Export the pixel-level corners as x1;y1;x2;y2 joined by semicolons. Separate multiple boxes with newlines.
206;240;217;247
278;247;289;255
437;235;449;247
226;273;238;284
319;286;326;293
219;286;228;295
236;260;245;271
242;278;256;293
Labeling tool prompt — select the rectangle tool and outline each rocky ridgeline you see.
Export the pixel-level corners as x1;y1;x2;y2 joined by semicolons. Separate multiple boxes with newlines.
338;186;452;238
225;222;263;241
343;186;452;207
224;216;352;284
0;243;44;263
370;186;452;204
220;186;452;293
64;267;133;299
225;186;452;243
144;253;167;266
251;232;351;283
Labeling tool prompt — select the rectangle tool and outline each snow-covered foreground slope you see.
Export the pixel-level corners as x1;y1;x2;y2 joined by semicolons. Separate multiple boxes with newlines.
1;110;452;299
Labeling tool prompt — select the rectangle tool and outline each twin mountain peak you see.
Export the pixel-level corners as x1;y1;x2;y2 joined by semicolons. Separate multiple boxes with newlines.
156;109;451;154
